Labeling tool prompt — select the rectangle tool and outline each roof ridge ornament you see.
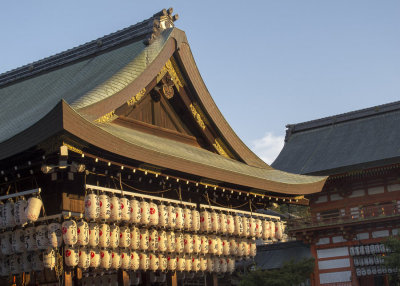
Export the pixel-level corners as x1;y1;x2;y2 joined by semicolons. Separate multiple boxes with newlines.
144;8;179;45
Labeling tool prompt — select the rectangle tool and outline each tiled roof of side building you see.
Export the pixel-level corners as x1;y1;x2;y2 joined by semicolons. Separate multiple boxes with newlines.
272;101;400;175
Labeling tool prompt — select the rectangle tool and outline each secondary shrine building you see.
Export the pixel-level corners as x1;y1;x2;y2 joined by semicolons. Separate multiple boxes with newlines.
273;101;400;286
0;8;326;286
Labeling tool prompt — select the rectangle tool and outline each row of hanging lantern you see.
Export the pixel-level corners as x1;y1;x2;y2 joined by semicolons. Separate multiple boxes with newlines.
349;244;389;256
0;195;43;229
356;266;397;277
84;191;284;240
353;255;385;267
0;249;52;276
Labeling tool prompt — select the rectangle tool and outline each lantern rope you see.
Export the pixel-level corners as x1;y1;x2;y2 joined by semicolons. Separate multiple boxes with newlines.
203;193;249;209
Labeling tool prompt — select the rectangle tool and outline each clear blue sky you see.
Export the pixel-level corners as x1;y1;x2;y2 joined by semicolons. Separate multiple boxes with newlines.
1;1;399;162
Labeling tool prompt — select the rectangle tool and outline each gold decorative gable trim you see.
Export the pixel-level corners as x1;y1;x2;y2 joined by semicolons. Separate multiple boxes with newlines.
213;138;231;158
189;103;206;130
157;58;185;91
95;110;117;123
127;88;146;106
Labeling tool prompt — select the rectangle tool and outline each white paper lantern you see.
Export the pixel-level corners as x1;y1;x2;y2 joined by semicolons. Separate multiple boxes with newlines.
270;221;276;239
98;223;110;248
200;255;207;272
226;214;234;235
1;231;12;255
12;228;26;253
131;272;141;285
110;224;120;249
65;246;79;267
184;208;192;231
140;229;149;250
206;255;214;272
216;236;223;256
9;254;21;274
222;238;230;256
192;256;200;272
0;256;10;276
130;251;140;271
200;235;209;254
167;231;176;253
167;205;176;229
184;234;193;254
276;221;283;240
90;248;101;268
78;247;90;269
149;229;159;251
192;209;200;232
48;222;62;248
229;239;238;256
213;257;221;273
121;249;130;270
22;251;32;273
200;210;211;233
211;212;220;233
140;201;150;225
250;240;257;257
0;202;5;229
234;216;243;236
249;218;256;237
159;253;167;271
5;199;16;227
175;232;184;253
110;196;121;222
158;203;168;228
14;198;28;226
84;193;100;220
130;199;141;224
120;197;131;222
139;252;149;270
185;255;192;272
158;230;167;252
99;193;111;220
119;226;131;248
62;220;78;246
175;207;184;230
208;236;218;255
167;254;176;271
255;219;263;238
35;224;49;249
244;239;250;257
220;257;227;273
193;234;201;254
242;217;250;238
220;213;227;234
177;255;186;271
100;248;112;269
227;257;235;273
24;226;38;251
237;240;246;257
77;220;89;246
130;226;140;250
26;197;43;223
149;252;159;271
149;202;159;226
262;220;270;240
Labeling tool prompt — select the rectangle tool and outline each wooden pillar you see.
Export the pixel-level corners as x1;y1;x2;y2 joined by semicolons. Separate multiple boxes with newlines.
23;272;31;286
167;272;178;286
117;270;130;286
75;268;83;286
64;270;73;286
206;273;218;286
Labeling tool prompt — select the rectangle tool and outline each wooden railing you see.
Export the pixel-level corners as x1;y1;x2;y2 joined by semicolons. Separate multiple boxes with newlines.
288;202;400;231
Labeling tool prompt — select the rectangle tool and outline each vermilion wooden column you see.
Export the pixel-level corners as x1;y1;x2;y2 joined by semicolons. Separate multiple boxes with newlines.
117;270;130;286
64;270;73;286
167;272;178;286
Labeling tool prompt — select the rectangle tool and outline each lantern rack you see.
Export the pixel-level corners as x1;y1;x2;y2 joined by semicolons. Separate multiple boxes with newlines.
85;184;197;208
35;211;84;222
199;204;280;221
0;188;41;201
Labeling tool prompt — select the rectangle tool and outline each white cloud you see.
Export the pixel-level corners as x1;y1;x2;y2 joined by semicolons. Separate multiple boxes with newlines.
251;132;285;165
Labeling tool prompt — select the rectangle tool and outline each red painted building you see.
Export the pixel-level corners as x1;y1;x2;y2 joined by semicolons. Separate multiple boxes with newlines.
273;101;400;286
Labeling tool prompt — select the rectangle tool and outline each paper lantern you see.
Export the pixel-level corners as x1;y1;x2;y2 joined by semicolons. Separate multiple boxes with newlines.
26;197;43;223
184;233;193;254
211;212;220;233
131;272;141;285
206;255;214;272
166;231;176;253
9;254;21;274
90;248;101;268
65;246;79;267
175;207;184;230
158;203;168;228
0;256;10;276
110;196;122;222
1;231;12;255
121;249;130;270
237;240;246;257
158;230;167;252
78;247;91;269
200;255;207;272
48;222;62;248
140;201;150;225
242;217;250;238
249;218;256;237
157;273;167;283
175;232;184;253
100;248;112;269
192;256;200;272
208;235;218;255
275;221;283;240
22;251;32;273
5;199;16;227
24;226;38;251
98;223;110;248
226;214;234;235
200;235;209;254
130;251;140;271
0;202;5;229
130;199;141;224
62;220;78;246
88;222;99;247
120;197;131;222
250;240;257;257
149;202;159;226
245;239;251;257
262;220;270;240
227;257;235;273
77;220;89;246
185;255;192;272
270;221;275;239
14;198;28;226
149;229;159;251
216;236;223;256
229;239;238;256
140;229;149;250
193;234;201;254
167;254;177;271
167;205;176;229
84;192;100;220
149;252;159;271
139;252;149;270
220;213;227;234
99;193;111;220
234;216;243;236
255;219;263;239
159;253;167;271
184;208;192;231
35;224;50;249
222;238;230;256
220;257;227;273
11;228;26;253
119;226;131;248
177;255;186;271
213;257;221;273
200;210;211;233
192;209;201;232
110;224;120;249
130;226;140;250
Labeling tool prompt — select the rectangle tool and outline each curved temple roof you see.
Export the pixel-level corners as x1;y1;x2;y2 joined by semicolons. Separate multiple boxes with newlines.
0;9;327;195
